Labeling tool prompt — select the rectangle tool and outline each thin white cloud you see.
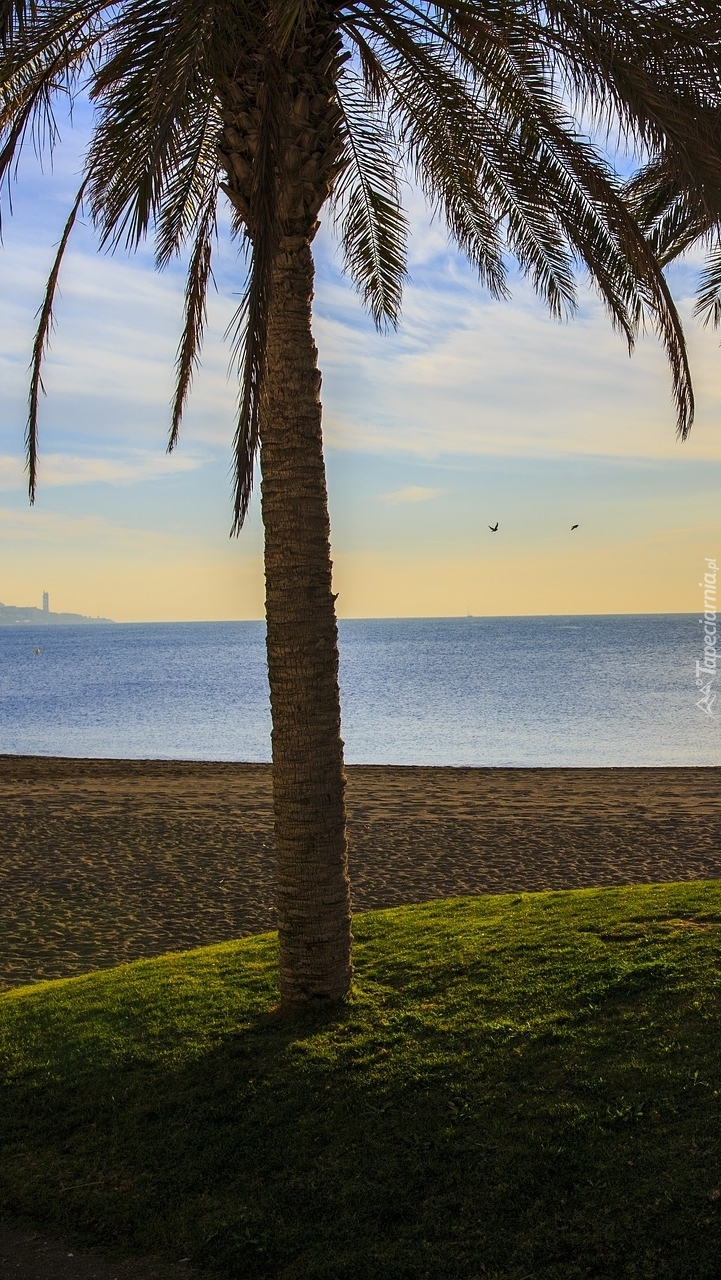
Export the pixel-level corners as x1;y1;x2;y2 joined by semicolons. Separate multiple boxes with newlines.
4;197;719;471
0;502;214;552
316;277;721;463
0;450;202;491
0;504;155;547
0;242;240;457
383;485;442;504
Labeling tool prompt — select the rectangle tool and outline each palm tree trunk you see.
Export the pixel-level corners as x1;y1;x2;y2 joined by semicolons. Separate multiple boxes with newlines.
259;230;352;1012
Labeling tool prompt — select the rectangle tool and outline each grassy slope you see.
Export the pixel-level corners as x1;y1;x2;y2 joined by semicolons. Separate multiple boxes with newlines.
1;883;721;1279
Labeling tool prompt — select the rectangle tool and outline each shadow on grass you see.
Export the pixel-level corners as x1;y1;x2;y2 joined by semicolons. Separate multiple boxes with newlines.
2;887;721;1279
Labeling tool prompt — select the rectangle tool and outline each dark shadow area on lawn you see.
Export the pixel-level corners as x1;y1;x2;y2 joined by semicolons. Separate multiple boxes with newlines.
2;926;721;1280
0;1218;214;1280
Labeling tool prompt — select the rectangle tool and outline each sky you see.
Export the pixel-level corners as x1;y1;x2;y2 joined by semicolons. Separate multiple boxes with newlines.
1;105;720;622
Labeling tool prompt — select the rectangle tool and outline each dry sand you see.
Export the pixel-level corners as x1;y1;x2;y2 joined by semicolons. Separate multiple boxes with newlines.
2;755;720;989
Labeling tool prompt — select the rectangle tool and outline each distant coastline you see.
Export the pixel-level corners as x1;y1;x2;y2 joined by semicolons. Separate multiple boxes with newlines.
0;602;113;626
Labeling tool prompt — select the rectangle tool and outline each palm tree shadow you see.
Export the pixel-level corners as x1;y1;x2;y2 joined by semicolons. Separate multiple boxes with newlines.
3;975;718;1279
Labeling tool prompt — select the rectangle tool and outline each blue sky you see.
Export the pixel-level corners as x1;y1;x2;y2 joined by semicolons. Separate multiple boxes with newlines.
0;99;719;620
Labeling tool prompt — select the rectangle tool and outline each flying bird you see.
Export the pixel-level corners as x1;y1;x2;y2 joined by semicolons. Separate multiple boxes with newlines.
489;523;499;532
571;524;579;531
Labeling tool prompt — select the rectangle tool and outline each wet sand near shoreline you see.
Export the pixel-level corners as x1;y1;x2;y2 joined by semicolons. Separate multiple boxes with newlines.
1;755;720;989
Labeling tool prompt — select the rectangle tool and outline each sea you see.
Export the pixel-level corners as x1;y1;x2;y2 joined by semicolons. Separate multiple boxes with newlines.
0;615;718;767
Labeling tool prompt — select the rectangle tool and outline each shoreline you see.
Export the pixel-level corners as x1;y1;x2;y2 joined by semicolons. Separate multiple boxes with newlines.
2;756;720;989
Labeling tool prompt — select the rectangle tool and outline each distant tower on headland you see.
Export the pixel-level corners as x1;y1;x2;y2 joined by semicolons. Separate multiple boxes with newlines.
42;591;49;613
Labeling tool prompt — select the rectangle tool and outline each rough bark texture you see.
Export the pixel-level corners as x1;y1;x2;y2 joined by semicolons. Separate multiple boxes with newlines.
259;234;353;1010
216;10;353;1010
217;18;344;242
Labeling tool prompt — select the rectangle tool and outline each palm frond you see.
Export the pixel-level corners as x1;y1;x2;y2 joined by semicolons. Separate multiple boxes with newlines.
230;50;284;535
331;71;407;329
0;0;109;101
154;100;220;267
169;198;216;450
0;2;106;202
519;0;721;160
695;246;721;328
625;162;707;263
0;81;37;192
27;177;87;501
0;0;36;47
86;0;220;250
349;1;695;433
540;118;694;436
273;0;316;51
374;31;566;307
348;24;385;100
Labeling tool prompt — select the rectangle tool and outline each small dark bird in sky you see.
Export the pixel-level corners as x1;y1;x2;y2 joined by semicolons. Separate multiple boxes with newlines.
571;524;579;531
489;522;499;532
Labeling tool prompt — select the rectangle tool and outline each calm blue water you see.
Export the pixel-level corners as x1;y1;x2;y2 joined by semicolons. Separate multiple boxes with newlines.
0;616;718;766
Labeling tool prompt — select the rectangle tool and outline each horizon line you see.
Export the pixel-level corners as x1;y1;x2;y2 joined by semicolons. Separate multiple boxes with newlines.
0;608;704;627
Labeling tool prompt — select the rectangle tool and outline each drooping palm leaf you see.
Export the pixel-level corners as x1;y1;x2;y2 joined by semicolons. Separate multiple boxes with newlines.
169;196;217;450
2;0;721;506
0;0;37;46
154;98;221;267
695;245;721;329
332;70;408;328
27;178;87;500
624;110;721;337
0;4;107;205
86;0;220;249
229;49;284;534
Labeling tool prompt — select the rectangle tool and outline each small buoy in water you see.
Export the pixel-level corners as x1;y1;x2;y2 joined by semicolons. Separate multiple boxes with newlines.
34;647;40;655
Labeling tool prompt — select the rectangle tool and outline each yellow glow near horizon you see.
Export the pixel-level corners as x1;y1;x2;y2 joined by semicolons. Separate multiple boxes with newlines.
2;526;713;622
335;531;716;619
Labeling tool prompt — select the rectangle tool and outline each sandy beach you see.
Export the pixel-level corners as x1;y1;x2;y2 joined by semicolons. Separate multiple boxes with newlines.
1;755;720;989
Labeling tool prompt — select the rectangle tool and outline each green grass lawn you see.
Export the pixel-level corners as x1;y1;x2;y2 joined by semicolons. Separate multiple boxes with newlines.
1;882;721;1279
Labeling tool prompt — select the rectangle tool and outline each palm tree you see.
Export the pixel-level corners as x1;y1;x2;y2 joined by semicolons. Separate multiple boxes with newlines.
1;0;719;1010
